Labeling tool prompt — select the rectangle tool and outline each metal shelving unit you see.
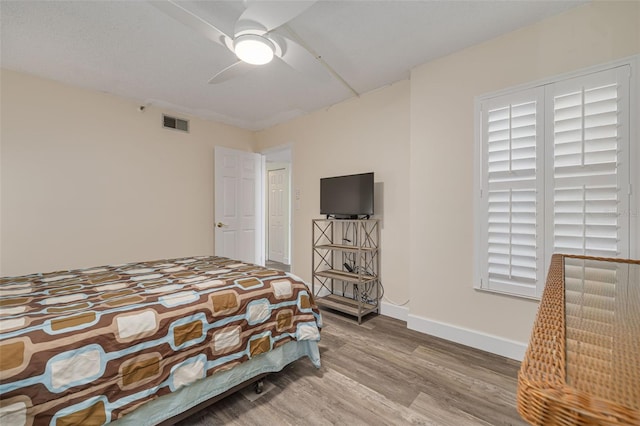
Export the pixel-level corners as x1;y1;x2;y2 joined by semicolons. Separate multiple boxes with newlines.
312;218;380;323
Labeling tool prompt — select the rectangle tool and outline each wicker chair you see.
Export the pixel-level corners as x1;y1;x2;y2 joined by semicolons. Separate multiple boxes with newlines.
517;254;640;425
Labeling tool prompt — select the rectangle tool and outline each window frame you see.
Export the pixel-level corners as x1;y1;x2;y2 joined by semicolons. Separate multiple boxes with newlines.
474;56;639;299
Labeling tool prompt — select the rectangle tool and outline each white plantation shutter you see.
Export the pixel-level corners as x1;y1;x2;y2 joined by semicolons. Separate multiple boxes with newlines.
477;63;632;299
546;67;630;260
480;89;544;297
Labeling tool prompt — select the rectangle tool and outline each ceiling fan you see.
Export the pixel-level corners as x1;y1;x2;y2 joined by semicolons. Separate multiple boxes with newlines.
151;0;325;84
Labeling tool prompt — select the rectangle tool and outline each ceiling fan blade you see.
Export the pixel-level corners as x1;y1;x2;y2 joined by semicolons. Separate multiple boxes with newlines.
235;1;316;35
208;61;256;84
150;0;232;47
272;34;330;83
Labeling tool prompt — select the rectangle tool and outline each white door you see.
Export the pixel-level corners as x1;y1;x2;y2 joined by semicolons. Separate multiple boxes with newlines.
268;168;289;263
214;146;263;265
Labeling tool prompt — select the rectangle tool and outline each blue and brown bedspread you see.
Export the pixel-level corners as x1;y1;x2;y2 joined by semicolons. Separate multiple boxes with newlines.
0;256;322;425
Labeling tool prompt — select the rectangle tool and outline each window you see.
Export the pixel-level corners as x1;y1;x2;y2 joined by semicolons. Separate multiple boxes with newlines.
476;64;634;298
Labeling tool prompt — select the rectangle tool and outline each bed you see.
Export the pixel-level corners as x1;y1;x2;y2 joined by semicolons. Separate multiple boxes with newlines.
0;256;322;425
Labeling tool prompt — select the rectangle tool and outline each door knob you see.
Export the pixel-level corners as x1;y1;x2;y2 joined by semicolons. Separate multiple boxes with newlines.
216;222;227;228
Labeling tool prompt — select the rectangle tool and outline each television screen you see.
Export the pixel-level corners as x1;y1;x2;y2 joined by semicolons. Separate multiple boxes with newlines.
320;172;374;218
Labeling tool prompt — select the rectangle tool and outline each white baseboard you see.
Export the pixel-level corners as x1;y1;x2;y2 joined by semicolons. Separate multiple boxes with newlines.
407;313;527;361
380;301;409;322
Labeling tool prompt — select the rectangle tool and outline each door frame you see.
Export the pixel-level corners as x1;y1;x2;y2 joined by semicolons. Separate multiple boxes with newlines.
261;145;293;269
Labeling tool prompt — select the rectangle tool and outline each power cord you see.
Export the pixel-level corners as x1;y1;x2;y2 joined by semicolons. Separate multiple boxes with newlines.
378;279;410;307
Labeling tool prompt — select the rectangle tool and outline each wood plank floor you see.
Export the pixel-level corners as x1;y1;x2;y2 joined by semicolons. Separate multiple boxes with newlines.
177;309;527;425
265;260;291;272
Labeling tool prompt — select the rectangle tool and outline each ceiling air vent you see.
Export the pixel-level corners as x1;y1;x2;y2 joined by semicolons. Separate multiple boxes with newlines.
163;114;189;133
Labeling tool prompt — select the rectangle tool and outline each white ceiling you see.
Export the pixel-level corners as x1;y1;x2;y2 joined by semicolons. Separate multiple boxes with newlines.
0;0;586;131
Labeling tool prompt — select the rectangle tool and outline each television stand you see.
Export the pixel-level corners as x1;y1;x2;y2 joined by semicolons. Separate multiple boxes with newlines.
312;218;380;324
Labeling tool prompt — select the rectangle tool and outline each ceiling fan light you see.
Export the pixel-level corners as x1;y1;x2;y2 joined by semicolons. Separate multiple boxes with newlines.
234;34;274;65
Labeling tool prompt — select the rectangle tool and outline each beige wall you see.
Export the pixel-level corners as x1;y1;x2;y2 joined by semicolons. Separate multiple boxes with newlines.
409;0;640;347
255;81;411;305
0;70;254;276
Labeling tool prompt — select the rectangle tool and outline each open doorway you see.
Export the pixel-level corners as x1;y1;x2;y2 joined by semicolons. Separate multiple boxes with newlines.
263;146;292;273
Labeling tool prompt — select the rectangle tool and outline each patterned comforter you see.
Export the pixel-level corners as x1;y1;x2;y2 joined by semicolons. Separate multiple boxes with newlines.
0;256;322;425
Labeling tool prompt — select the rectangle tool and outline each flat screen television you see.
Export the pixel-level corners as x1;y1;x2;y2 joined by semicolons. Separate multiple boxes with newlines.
320;172;374;219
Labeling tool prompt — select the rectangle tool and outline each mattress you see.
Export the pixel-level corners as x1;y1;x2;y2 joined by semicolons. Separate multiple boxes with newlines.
0;256;322;425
